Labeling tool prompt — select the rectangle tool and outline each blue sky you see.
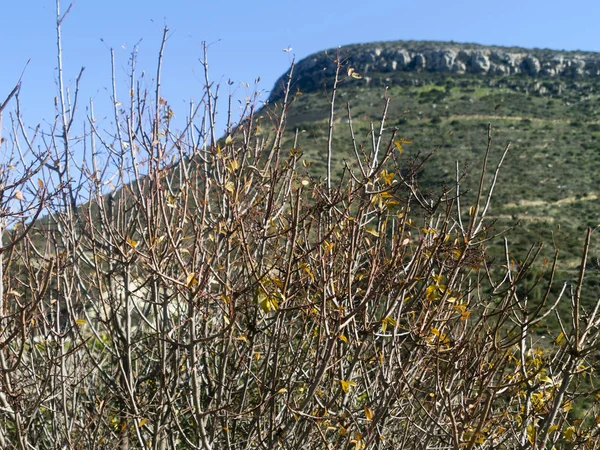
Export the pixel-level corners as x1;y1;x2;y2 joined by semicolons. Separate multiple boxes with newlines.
2;0;600;137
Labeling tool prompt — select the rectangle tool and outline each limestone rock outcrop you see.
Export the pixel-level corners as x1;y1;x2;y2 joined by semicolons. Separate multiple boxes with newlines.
269;40;600;101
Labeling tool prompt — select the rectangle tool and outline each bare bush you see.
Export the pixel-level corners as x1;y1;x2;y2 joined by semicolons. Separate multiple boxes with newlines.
2;4;600;449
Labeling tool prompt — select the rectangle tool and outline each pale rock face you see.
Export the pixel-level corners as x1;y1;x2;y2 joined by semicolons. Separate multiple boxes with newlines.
521;56;541;75
393;49;412;68
570;58;586;76
541;64;557;76
469;52;491;73
452;61;467;73
429;49;457;72
414;53;427;70
269;41;600;101
551;55;566;73
500;53;524;74
490;63;510;76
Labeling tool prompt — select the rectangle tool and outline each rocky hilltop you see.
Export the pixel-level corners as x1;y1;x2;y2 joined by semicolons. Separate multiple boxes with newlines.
269;40;600;100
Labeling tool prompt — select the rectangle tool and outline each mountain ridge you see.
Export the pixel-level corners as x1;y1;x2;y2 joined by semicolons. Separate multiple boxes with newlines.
269;40;600;101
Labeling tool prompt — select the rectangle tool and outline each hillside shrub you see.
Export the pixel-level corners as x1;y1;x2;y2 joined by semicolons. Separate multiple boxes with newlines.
1;8;600;450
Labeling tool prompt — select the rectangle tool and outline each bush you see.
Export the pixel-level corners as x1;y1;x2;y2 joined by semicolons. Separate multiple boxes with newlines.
2;9;600;450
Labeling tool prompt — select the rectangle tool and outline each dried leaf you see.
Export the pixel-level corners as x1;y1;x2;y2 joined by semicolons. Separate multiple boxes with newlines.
394;138;412;154
365;227;379;237
339;379;357;393
186;273;198;288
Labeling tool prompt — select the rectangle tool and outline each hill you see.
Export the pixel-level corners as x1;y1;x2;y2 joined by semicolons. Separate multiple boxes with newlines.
3;37;600;448
263;40;600;267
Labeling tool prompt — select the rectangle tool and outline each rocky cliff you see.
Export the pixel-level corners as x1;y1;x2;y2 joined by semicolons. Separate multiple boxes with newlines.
269;40;600;101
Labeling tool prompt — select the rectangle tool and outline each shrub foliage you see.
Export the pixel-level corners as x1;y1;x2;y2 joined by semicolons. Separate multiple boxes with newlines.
1;12;600;450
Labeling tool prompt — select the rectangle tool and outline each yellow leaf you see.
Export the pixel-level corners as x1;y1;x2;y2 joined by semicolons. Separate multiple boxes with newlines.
37;178;44;189
365;227;379;237
256;289;279;313
322;240;334;253
381;316;397;332
364;406;374;421
469;205;476;216
426;285;440;300
138;418;148;428
76;319;87;325
186;273;198;288
394;141;404;154
225;135;233;145
339;334;349;344
548;424;559;433
227;159;240;172
339;379;357;393
526;424;536;444
555;331;565;346
380;170;395;186
225;181;235;193
126;238;138;248
394;138;412;154
564;425;576;442
351;432;364;450
278;388;288;394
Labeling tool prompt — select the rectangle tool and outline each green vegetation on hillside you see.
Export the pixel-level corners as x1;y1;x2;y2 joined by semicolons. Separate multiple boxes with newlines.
267;68;600;286
4;24;600;448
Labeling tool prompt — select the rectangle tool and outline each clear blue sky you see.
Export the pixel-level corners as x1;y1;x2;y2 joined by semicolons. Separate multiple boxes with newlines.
2;0;600;136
